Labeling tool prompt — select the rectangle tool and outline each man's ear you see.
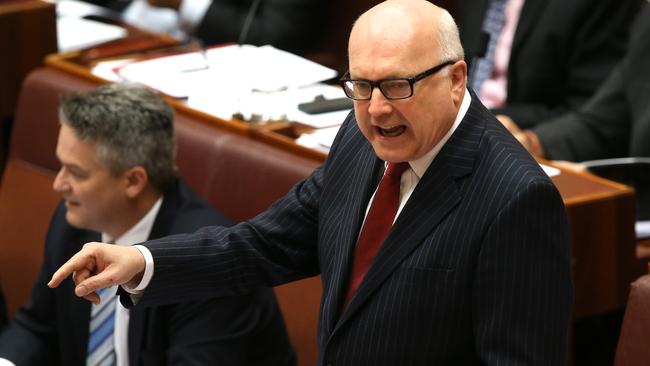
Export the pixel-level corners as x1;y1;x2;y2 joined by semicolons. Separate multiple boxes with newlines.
450;60;468;106
123;166;149;199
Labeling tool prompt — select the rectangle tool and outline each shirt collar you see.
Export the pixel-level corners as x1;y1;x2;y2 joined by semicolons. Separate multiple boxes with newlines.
407;88;472;178
102;197;163;246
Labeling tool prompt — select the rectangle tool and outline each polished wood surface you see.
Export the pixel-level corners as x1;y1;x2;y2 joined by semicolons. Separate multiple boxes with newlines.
551;167;640;318
0;0;56;120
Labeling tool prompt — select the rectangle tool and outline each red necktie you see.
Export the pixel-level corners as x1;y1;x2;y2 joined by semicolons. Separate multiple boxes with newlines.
344;162;410;306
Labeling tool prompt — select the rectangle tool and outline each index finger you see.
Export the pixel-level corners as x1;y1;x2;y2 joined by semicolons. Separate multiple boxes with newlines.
48;249;95;288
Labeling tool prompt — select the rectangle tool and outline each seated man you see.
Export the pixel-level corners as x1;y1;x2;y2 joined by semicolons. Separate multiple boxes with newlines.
459;0;641;129
500;2;650;219
88;0;326;52
0;83;295;366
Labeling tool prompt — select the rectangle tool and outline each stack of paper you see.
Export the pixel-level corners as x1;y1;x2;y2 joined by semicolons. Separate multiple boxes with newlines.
56;0;127;52
92;44;340;122
296;125;342;153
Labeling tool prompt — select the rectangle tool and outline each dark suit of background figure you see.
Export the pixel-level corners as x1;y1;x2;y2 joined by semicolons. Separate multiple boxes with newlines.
458;0;641;129
194;0;325;52
0;179;296;366
533;3;650;219
135;95;573;365
87;0;325;52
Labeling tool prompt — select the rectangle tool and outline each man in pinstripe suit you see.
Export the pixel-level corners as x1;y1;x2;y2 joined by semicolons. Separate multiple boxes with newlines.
51;0;573;364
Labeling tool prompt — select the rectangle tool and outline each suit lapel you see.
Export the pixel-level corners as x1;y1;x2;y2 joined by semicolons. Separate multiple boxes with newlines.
128;182;180;364
334;159;462;331
322;138;384;335
511;0;547;58
71;288;92;359
331;94;487;335
73;231;101;359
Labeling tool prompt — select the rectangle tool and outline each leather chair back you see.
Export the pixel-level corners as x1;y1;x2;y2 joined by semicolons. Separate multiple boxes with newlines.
614;273;650;366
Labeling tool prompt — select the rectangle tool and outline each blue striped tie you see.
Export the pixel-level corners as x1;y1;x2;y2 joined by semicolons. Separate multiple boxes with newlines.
86;286;117;366
471;0;508;95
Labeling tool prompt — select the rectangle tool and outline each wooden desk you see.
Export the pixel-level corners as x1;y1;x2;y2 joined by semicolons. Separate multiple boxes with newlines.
0;0;56;120
552;167;640;319
45;48;641;320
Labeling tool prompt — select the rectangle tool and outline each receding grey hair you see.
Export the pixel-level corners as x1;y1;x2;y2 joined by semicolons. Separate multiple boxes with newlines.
436;7;465;74
59;82;177;192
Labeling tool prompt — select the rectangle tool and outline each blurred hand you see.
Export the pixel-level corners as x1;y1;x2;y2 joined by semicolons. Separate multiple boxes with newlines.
48;242;146;304
147;0;182;10
497;114;544;157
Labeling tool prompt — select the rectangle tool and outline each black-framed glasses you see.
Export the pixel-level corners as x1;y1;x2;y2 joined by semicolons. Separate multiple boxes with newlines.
339;60;456;100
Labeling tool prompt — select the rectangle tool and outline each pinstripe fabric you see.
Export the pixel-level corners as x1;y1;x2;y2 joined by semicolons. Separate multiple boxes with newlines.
140;94;573;365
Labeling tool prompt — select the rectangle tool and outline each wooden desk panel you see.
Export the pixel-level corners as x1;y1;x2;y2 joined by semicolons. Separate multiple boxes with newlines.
0;0;56;120
552;169;640;318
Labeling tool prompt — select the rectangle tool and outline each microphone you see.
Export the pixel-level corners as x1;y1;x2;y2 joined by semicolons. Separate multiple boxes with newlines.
238;0;262;45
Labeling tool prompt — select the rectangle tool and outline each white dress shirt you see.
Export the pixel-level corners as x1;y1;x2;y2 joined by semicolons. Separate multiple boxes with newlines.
104;197;162;366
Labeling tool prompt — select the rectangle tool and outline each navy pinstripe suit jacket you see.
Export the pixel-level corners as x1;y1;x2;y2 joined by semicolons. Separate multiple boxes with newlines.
139;94;573;365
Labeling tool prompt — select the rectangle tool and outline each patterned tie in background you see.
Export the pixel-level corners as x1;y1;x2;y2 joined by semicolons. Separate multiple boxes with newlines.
87;286;118;366
344;162;410;307
471;0;508;95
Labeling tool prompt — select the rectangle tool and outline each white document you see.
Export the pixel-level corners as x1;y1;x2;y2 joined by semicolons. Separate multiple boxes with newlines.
56;0;102;18
540;164;561;177
110;44;338;120
57;16;127;52
296;125;342;153
636;221;650;239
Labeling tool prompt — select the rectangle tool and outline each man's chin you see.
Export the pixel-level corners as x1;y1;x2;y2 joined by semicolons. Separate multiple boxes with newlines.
64;212;86;230
371;145;413;163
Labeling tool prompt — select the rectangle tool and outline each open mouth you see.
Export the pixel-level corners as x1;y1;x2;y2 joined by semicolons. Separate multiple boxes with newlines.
377;125;406;137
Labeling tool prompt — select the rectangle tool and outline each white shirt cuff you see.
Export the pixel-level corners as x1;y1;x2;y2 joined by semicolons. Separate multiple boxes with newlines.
122;245;154;293
178;0;211;33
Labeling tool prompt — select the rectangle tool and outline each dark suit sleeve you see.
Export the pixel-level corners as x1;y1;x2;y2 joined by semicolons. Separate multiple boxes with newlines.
135;180;296;366
194;0;326;52
533;65;630;161
140;167;322;305
494;0;639;128
136;118;359;307
533;3;650;161
474;180;572;364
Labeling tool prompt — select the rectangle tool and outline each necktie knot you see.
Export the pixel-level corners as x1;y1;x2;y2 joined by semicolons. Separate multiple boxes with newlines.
385;162;410;178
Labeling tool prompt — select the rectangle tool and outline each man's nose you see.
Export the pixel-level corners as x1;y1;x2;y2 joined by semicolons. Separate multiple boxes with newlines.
52;169;68;193
367;87;393;116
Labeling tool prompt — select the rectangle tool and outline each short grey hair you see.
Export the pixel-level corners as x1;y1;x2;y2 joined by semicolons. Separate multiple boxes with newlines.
436;8;465;74
59;83;177;192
